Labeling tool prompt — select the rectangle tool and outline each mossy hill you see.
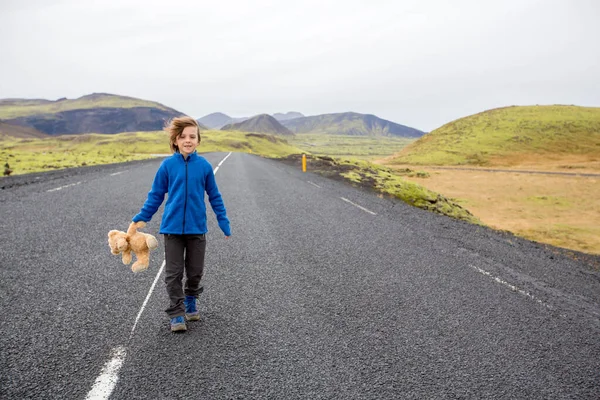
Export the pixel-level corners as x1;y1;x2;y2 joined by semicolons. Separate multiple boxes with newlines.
197;112;249;130
281;112;425;138
389;105;600;166
0;93;185;135
221;114;294;136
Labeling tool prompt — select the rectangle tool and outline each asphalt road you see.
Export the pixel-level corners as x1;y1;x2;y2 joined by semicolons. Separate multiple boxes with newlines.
1;152;599;399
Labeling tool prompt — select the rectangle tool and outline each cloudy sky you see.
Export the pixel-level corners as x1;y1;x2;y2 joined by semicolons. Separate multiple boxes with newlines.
1;0;599;131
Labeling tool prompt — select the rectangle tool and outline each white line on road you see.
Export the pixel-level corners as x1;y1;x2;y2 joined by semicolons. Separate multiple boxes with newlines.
47;181;82;192
110;171;125;176
469;264;553;310
307;181;321;188
85;346;127;400
214;152;232;174
340;197;377;215
129;261;166;340
86;153;231;400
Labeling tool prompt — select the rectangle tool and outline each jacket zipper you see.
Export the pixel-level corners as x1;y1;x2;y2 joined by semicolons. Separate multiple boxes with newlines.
182;156;188;234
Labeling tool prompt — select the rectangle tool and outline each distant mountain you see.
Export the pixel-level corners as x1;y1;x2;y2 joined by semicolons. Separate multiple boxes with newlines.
0;93;186;135
197;112;231;129
272;112;304;121
0;93;180;119
281;112;425;137
221;114;294;136
197;112;249;129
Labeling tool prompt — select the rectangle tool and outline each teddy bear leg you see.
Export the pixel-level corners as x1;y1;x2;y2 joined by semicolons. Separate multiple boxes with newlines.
131;252;150;273
145;234;159;250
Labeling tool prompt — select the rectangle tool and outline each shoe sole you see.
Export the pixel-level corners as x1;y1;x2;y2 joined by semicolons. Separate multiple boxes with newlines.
185;313;200;321
171;323;187;332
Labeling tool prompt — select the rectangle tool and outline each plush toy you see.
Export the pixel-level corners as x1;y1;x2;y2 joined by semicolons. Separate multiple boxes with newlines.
108;221;159;273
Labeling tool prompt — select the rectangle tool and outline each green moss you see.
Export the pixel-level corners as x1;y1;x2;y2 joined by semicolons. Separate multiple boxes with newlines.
340;171;363;183
287;133;415;161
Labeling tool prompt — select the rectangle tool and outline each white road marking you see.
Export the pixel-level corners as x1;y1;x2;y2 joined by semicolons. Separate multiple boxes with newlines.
47;181;82;192
84;346;127;400
218;152;232;167
214;152;232;174
340;197;377;215
307;181;321;188
110;171;125;176
86;153;231;400
129;261;166;340
469;264;553;310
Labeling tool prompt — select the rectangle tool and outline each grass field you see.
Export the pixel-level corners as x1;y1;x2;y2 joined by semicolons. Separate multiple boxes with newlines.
387;163;600;255
288;134;415;160
0;130;302;175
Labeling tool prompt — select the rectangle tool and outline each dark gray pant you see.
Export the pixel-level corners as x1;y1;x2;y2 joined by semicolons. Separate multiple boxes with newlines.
164;234;206;318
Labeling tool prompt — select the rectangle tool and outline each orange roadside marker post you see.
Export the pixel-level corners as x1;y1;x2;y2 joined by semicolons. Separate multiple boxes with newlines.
302;154;306;172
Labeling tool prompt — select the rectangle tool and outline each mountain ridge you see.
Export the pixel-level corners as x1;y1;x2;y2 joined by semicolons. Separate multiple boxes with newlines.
272;111;304;121
197;112;249;130
0;93;186;135
221;114;294;136
281;112;425;137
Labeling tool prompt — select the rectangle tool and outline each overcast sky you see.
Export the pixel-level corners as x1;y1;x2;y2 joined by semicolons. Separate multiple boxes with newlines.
1;0;599;131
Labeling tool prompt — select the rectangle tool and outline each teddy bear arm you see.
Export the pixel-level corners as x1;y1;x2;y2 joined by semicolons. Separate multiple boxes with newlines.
122;249;132;265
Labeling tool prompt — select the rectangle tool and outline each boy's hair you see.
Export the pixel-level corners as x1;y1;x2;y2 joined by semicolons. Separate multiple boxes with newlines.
166;116;201;153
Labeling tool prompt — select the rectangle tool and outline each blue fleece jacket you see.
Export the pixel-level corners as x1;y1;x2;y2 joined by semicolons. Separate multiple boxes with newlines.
133;152;231;236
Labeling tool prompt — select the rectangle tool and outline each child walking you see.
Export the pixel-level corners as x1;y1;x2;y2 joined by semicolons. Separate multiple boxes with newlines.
133;116;231;332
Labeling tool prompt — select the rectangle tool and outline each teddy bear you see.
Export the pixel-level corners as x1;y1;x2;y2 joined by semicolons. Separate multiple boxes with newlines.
108;221;159;273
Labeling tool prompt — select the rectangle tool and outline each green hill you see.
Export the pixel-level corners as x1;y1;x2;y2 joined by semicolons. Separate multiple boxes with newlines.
389;105;600;166
281;112;424;138
221;114;294;136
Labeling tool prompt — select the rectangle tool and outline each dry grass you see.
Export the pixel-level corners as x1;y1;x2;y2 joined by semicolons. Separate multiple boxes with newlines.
384;161;600;255
487;153;600;172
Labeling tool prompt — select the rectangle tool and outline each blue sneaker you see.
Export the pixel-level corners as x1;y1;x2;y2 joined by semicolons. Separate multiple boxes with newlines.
184;295;200;321
170;316;187;332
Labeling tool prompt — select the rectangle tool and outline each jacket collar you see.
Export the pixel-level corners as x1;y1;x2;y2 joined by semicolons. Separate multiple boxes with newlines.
175;151;198;162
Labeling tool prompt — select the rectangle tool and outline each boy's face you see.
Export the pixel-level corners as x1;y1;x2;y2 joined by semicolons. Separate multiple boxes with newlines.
177;126;199;157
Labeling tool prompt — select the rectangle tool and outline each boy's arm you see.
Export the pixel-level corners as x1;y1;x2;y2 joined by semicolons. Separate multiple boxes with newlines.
205;168;231;236
133;164;168;222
